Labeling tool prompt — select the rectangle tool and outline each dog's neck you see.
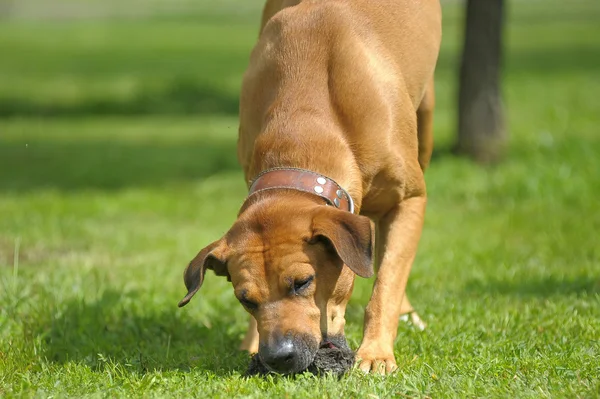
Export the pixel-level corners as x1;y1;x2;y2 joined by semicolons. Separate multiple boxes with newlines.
247;167;355;215
238;188;328;218
248;116;363;211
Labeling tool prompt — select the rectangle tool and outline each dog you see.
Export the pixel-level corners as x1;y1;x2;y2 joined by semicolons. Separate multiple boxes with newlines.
179;0;441;375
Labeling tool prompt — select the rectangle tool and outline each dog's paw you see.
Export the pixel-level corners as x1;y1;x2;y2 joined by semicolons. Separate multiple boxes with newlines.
355;346;397;375
399;311;427;331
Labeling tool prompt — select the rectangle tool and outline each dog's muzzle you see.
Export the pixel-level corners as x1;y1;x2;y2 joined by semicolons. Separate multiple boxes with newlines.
258;333;317;375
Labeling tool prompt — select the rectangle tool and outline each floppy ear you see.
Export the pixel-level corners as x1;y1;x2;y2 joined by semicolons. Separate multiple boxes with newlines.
311;206;374;278
178;239;229;307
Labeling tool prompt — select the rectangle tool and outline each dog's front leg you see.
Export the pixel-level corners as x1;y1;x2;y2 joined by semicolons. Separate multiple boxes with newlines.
240;316;259;353
376;222;427;330
357;195;426;374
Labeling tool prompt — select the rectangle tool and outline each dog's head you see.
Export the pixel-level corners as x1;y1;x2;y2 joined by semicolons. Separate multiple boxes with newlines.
178;192;374;374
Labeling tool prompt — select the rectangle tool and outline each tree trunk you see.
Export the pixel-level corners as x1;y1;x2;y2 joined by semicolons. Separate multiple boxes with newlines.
454;0;506;163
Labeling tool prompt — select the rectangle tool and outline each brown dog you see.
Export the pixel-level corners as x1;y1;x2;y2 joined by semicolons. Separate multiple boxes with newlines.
179;0;441;375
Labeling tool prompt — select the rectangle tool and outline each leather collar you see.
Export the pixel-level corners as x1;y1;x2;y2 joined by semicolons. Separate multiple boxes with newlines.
247;167;355;213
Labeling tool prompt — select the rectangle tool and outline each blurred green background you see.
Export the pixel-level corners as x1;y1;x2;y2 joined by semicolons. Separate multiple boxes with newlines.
0;0;599;397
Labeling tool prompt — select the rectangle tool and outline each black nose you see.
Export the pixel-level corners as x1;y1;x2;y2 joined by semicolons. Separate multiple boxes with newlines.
259;337;300;374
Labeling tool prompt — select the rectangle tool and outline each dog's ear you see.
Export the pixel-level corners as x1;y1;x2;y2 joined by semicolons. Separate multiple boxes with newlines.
178;239;229;307
312;206;374;278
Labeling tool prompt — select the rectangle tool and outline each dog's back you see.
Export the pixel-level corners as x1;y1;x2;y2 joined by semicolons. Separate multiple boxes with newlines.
238;0;441;208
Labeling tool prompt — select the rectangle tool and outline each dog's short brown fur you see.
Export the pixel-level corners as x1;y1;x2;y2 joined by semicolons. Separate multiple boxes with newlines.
180;0;441;375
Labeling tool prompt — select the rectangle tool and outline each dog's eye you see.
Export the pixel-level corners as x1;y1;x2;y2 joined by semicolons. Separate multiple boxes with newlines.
293;275;315;294
239;298;258;311
307;235;335;254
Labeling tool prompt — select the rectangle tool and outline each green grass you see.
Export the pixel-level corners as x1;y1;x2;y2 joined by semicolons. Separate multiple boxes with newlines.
1;0;599;397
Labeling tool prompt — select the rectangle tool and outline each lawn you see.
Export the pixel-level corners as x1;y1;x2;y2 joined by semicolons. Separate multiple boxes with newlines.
1;0;599;397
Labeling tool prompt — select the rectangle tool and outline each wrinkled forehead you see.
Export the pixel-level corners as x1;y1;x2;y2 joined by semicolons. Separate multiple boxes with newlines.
225;225;317;289
229;206;313;242
229;230;313;271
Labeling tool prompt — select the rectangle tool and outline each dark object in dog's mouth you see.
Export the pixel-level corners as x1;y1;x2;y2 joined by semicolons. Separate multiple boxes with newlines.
246;338;355;377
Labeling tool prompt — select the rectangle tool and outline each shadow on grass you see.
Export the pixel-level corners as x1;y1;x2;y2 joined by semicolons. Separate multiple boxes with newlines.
0;78;239;118
31;290;250;375
464;275;599;298
430;144;456;163
0;138;240;192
